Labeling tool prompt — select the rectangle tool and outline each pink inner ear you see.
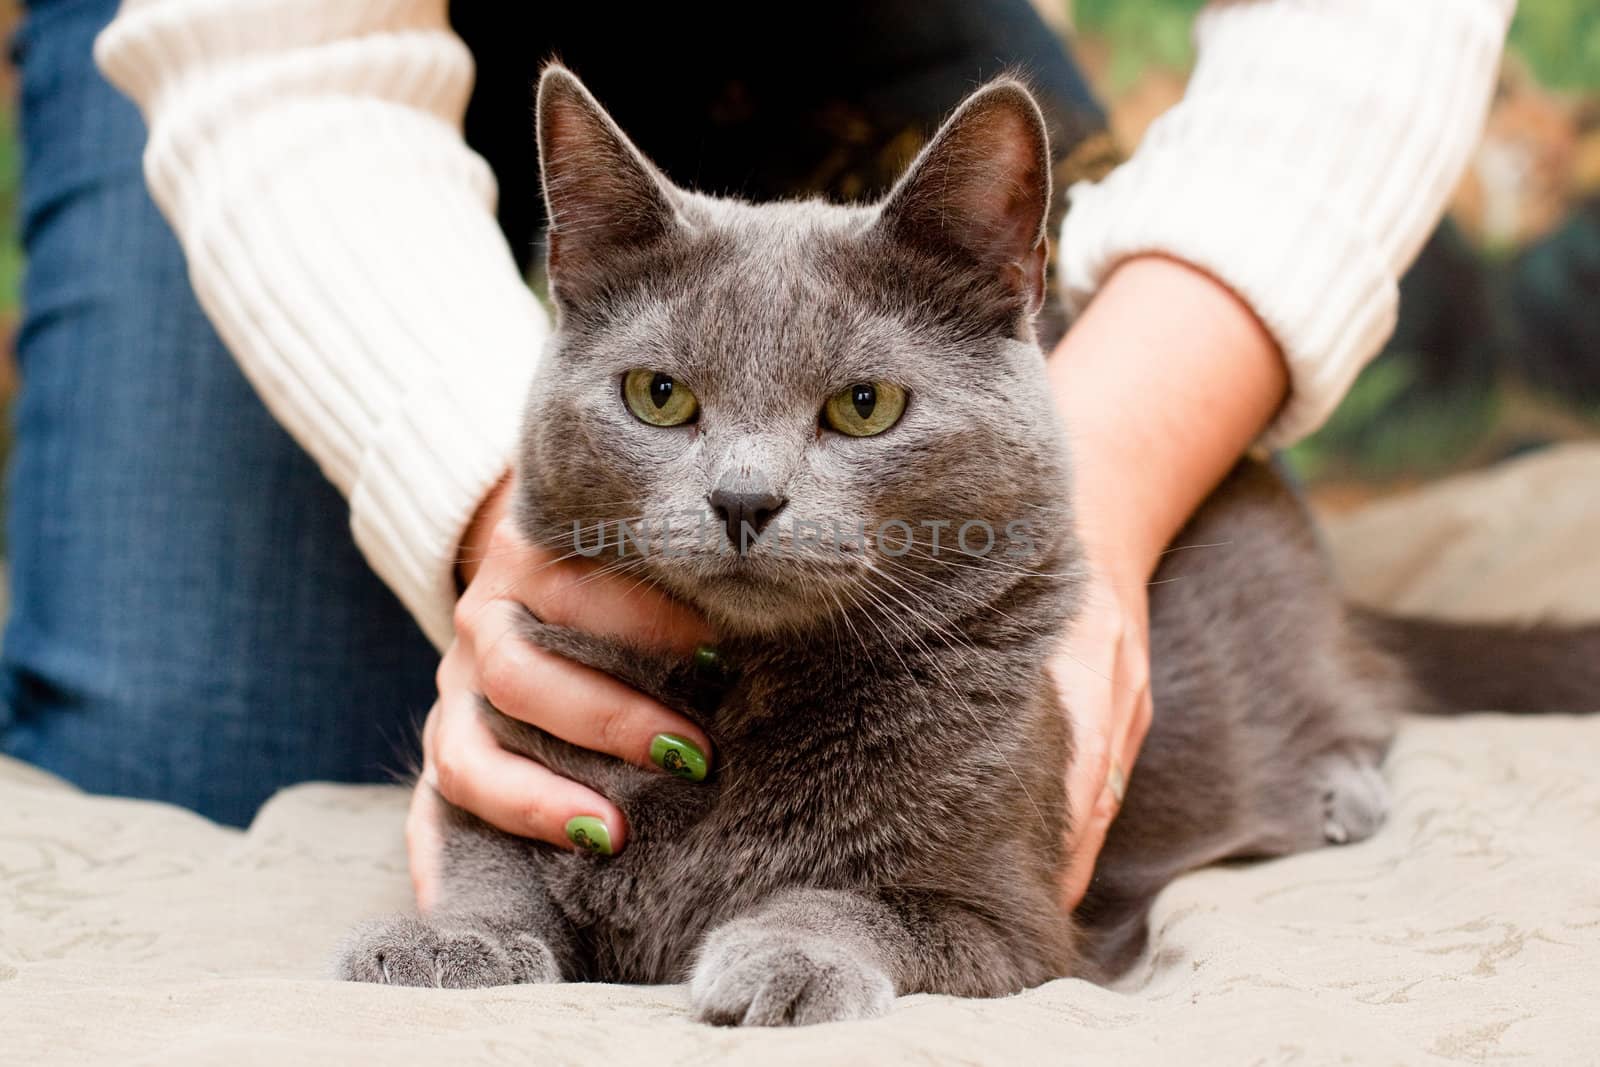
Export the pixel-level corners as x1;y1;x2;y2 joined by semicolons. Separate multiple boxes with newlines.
965;105;1049;259
882;82;1050;284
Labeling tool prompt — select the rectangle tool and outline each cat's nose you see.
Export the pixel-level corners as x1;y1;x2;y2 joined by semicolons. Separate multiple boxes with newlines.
708;488;787;551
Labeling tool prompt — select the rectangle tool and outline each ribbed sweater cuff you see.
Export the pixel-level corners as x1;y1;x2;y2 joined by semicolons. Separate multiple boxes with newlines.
351;361;532;649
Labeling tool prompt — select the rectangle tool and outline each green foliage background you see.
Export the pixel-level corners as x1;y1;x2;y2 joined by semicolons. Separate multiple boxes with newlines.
1505;0;1600;90
1072;0;1600;92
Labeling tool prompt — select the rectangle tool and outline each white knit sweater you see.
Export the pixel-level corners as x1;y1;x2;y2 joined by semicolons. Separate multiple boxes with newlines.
94;0;1514;648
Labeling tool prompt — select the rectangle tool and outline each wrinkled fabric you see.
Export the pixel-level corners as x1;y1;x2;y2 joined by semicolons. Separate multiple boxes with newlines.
3;446;1597;1064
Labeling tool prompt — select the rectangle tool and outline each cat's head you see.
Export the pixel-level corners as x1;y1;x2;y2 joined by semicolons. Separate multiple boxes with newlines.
516;66;1076;638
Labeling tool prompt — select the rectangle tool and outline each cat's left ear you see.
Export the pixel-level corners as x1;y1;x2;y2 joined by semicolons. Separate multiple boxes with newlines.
875;79;1051;316
536;65;681;309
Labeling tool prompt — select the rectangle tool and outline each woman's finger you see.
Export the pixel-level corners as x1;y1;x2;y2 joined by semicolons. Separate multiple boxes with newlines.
473;603;714;780
1058;776;1119;911
1054;662;1117;910
527;559;715;655
406;750;446;912
430;684;628;854
1061;680;1153;907
487;524;714;655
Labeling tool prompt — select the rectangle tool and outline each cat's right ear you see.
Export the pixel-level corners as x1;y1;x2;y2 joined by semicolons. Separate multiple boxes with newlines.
874;79;1052;319
536;65;680;308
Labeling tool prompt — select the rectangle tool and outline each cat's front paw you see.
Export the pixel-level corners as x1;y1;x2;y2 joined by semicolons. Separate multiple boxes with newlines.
690;924;894;1026
337;915;560;989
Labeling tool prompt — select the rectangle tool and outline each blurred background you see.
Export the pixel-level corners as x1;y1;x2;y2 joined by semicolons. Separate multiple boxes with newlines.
1053;0;1600;509
0;0;1596;518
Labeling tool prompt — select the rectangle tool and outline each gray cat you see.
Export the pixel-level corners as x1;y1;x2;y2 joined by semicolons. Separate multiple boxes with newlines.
337;67;1600;1023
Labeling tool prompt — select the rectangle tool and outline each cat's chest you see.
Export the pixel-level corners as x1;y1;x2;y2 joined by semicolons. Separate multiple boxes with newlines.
537;644;1055;980
544;722;1008;981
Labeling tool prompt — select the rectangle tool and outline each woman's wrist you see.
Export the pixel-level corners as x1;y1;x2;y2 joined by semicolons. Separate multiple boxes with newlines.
1046;255;1288;581
458;474;513;588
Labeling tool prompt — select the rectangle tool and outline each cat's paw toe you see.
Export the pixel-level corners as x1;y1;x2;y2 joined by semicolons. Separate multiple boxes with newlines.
499;931;563;984
690;927;894;1027
337;916;557;989
1319;755;1390;845
338;916;449;986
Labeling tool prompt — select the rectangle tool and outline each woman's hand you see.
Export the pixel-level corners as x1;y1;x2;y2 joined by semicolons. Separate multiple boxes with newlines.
408;479;715;911
1049;557;1153;911
1047;254;1287;910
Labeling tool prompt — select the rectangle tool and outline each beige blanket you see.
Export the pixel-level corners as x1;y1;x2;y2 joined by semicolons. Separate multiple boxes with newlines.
4;447;1599;1065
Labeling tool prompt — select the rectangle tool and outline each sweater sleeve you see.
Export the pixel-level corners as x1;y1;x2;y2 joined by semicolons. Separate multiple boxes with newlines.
1058;0;1514;447
94;0;547;649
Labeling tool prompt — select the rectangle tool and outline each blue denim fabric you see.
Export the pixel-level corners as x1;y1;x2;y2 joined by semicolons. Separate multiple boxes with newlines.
1;0;438;827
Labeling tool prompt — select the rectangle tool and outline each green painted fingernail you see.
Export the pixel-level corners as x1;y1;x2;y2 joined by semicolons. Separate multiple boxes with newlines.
650;733;708;782
564;816;613;855
693;644;723;676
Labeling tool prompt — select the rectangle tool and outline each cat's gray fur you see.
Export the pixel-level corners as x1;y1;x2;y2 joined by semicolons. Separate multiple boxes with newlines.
338;68;1600;1022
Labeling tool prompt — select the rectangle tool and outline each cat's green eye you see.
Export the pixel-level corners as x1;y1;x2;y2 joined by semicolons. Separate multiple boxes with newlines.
822;381;907;437
623;369;699;427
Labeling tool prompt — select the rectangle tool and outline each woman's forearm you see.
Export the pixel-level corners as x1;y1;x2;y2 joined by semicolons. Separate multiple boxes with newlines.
1047;255;1287;580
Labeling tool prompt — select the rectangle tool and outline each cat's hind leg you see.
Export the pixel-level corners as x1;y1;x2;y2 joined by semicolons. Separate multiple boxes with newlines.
1314;746;1390;846
1247;744;1392;858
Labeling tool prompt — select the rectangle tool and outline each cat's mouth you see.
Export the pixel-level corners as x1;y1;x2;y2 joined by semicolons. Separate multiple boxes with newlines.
650;547;871;636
